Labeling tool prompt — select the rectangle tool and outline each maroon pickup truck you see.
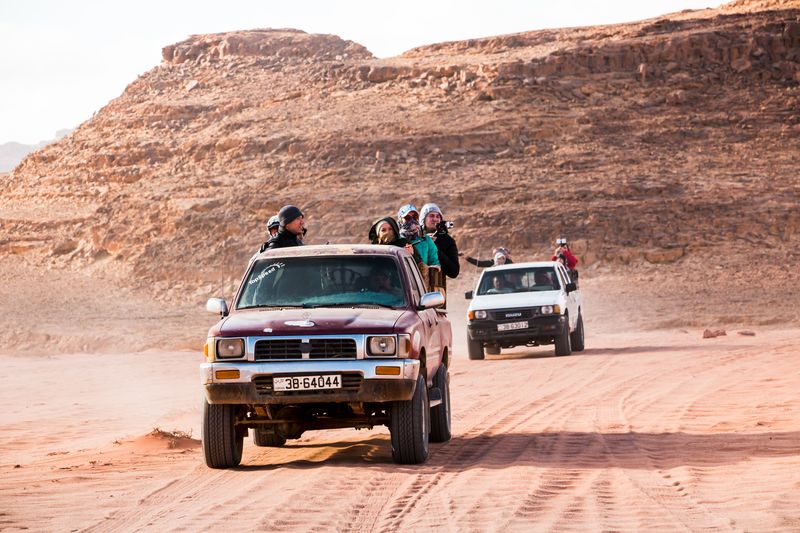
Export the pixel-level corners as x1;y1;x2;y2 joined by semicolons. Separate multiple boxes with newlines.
201;244;453;467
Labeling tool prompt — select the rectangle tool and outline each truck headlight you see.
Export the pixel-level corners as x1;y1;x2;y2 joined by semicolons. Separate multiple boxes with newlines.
468;310;487;321
368;336;396;356
540;305;560;315
216;338;245;358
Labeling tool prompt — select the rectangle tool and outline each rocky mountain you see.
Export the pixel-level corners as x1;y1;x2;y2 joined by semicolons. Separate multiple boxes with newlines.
2;2;799;302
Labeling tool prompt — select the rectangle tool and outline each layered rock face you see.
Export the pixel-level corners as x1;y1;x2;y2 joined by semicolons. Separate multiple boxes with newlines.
2;2;799;298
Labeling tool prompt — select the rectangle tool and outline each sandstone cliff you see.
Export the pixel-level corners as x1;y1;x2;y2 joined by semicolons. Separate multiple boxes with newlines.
2;2;799;302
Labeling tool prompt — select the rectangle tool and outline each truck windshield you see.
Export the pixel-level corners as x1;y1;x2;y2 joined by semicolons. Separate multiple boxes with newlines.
477;267;561;296
236;256;406;309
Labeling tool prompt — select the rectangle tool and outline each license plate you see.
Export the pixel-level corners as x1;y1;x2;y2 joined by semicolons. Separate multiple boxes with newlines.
498;320;528;332
273;374;342;391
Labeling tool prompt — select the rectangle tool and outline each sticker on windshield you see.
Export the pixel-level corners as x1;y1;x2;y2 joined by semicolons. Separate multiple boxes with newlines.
248;262;285;285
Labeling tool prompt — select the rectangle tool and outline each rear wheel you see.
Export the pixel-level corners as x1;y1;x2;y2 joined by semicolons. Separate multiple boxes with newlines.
554;315;572;357
429;364;452;443
467;337;485;360
202;400;244;468
570;312;585;352
251;427;287;447
390;374;430;464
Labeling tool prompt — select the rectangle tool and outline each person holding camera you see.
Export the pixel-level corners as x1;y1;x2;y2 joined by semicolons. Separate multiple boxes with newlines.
552;237;578;270
420;203;460;301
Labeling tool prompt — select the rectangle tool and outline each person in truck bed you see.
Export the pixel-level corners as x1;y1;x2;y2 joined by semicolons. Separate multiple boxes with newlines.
466;246;513;267
369;216;410;249
552;238;578;270
268;205;306;249
552;237;579;283
255;215;281;254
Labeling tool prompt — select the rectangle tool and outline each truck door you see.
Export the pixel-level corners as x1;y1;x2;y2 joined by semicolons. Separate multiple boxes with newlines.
557;265;578;329
404;257;442;375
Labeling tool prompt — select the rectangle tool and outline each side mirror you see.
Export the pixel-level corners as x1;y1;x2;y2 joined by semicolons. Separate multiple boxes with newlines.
206;297;229;316
464;290;473;300
565;282;577;293
419;291;445;309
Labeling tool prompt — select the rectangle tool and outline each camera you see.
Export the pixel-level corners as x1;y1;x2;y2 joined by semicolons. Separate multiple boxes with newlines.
435;220;454;235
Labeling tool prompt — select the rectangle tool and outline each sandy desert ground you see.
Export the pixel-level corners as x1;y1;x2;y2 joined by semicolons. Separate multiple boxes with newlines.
2;275;799;533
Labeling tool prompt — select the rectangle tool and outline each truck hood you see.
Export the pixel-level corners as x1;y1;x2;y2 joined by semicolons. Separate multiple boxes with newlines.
469;290;563;311
215;308;408;337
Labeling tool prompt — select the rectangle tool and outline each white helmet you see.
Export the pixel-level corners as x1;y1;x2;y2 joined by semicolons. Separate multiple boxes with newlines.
420;203;443;222
397;204;419;221
267;215;280;231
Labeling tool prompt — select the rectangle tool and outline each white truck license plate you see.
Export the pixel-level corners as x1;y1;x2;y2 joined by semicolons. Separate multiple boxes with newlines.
497;320;528;332
274;374;342;391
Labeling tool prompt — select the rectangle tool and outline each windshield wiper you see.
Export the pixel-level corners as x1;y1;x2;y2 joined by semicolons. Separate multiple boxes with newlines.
303;302;397;309
238;304;305;310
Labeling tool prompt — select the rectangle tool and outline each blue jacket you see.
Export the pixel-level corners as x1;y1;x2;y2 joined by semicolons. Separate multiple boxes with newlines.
410;235;440;267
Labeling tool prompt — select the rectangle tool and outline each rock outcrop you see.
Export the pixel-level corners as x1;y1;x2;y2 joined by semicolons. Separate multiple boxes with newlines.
2;4;799;300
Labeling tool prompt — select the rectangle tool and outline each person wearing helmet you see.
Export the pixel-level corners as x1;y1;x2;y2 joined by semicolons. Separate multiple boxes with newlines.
397;204;420;224
466;246;513;268
255;214;282;255
267;215;280;238
552;238;578;270
398;216;440;269
420;203;459;303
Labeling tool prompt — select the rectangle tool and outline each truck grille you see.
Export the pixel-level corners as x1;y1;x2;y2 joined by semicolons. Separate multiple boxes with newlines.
253;373;363;395
254;338;358;360
490;308;534;321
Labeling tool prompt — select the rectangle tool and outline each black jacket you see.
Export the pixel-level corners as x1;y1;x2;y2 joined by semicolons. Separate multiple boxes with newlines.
267;230;303;249
432;233;459;279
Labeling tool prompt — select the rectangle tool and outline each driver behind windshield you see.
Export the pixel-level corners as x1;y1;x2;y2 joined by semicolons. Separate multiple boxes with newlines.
367;266;403;299
486;275;513;294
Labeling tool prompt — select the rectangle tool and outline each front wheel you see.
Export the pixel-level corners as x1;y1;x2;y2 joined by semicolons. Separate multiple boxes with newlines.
390;374;430;464
467;336;485;360
202;400;244;468
554;315;572;357
570;312;585;352
429;364;452;443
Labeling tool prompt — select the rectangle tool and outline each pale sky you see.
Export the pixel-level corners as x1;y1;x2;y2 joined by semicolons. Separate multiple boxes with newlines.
1;0;716;145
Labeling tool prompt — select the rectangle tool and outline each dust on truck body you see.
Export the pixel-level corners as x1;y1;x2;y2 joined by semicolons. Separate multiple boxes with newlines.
201;244;453;467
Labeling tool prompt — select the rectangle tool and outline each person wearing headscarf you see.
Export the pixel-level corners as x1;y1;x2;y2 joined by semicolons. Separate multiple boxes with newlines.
466;246;513;267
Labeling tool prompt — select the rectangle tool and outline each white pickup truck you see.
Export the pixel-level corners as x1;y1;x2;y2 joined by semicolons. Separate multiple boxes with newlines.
465;261;584;359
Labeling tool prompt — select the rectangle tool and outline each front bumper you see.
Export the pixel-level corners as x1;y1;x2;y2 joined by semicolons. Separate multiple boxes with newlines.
468;314;564;342
201;359;420;405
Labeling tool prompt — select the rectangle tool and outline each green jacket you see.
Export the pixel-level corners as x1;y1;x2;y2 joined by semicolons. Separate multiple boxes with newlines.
410;235;440;267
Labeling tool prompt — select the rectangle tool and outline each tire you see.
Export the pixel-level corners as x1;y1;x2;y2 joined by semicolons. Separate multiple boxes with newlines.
467;337;485;360
202;400;244;468
429;364;452;443
251;427;287;447
570;312;585;352
485;344;500;355
390;374;430;464
554;314;572;357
